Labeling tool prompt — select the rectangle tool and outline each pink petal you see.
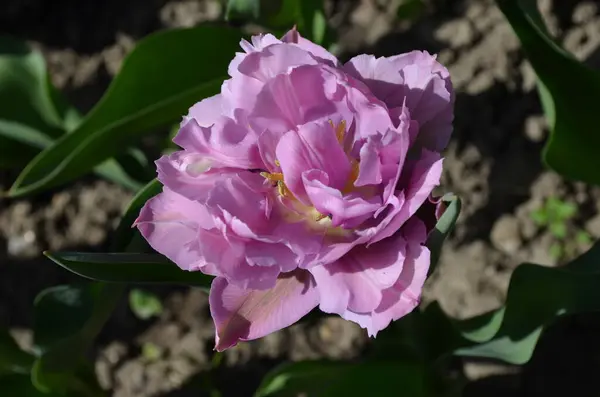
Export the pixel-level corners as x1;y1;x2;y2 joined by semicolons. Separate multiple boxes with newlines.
342;218;430;336
277;121;351;201
250;65;339;134
197;228;280;290
155;153;233;202
184;94;226;127
355;122;409;190
210;271;319;351
310;233;408;314
258;128;284;172
281;27;339;66
238;43;318;82
303;169;381;229
355;138;382;186
242;33;281;53
228;33;282;78
344;51;453;152
136;187;280;289
226;43;319;113
173;117;262;170
205;172;272;238
135;188;212;270
370;150;443;244
401;62;453;151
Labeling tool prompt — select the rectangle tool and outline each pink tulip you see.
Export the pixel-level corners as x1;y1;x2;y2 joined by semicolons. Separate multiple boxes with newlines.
136;27;454;350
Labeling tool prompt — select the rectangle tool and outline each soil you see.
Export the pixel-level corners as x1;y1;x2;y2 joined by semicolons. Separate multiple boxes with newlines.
2;0;600;396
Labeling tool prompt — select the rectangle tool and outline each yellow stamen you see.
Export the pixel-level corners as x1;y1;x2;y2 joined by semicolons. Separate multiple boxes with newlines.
277;180;290;197
343;160;360;194
335;120;346;144
274;159;281;167
260;172;284;182
328;119;347;144
314;212;329;222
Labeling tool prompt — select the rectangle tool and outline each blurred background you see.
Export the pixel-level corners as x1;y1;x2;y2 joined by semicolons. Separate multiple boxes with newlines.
1;0;600;396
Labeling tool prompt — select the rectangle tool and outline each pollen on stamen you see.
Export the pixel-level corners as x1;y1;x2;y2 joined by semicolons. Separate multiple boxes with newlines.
260;172;284;182
314;212;329;222
329;119;347;144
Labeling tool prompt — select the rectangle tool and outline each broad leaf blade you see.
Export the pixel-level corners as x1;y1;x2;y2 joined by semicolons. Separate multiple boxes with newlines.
423;240;600;365
255;360;426;397
1;374;57;396
0;36;64;168
0;36;64;136
497;0;600;185
45;252;212;290
426;193;461;275
0;36;144;190
31;283;122;394
33;285;95;353
8;25;242;197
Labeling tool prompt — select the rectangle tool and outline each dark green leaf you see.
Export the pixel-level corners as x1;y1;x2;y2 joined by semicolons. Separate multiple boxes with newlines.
261;0;331;46
0;36;145;190
426;194;461;276
31;354;104;396
32;283;122;394
497;0;600;185
423;240;600;365
33;285;95;353
1;373;58;396
45;252;212;290
0;36;64;138
0;36;64;168
226;0;260;21
0;329;34;375
8;25;242;197
111;179;162;251
255;360;426;397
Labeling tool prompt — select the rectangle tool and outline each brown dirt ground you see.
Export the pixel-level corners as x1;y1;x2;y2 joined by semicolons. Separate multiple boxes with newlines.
2;0;600;396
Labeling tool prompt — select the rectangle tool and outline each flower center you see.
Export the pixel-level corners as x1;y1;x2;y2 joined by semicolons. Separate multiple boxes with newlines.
259;120;359;226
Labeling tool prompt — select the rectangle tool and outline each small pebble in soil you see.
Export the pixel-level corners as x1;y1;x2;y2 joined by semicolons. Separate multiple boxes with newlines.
490;215;522;255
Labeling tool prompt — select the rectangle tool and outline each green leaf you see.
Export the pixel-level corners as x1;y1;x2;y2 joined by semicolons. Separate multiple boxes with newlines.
425;240;600;365
549;222;566;239
576;231;591;245
0;329;34;375
129;289;163;320
261;0;331;46
225;0;260;21
549;242;563;259
0;36;145;190
8;25;243;198
255;360;426;397
33;285;95;353
0;373;58;396
111;179;162;251
0;36;64;168
426;193;461;275
555;201;576;220
31;354;105;396
530;207;548;225
44;252;212;290
496;0;600;185
0;36;65;138
32;283;122;394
